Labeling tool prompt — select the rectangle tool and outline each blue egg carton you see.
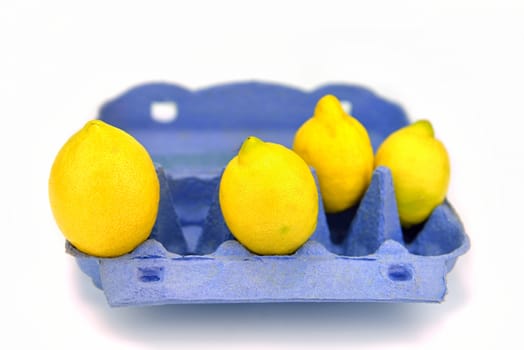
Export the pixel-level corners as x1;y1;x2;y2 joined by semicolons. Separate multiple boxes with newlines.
66;81;470;306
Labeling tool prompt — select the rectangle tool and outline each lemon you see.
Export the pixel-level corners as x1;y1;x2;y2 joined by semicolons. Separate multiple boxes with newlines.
374;120;450;227
219;136;318;255
49;120;160;257
293;94;374;213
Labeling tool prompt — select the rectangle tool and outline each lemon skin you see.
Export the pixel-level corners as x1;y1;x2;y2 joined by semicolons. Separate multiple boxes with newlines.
293;95;374;213
219;137;318;255
49;120;160;257
374;120;450;227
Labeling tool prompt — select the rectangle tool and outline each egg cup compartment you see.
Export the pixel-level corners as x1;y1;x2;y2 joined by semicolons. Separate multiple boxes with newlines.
67;82;470;306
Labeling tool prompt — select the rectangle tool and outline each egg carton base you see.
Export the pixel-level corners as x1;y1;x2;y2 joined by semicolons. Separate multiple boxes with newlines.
67;166;469;306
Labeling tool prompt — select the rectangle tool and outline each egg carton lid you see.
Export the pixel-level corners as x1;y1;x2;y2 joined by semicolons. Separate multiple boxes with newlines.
66;81;470;306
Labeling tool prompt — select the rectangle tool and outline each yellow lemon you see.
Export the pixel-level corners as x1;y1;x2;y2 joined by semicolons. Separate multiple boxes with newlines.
293;95;374;213
49;120;160;257
219;136;318;255
374;120;450;227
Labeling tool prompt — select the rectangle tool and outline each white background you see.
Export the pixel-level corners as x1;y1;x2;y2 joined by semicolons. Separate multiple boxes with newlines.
1;0;522;349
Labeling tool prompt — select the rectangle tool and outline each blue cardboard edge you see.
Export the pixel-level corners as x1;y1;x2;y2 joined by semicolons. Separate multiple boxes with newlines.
99;81;409;151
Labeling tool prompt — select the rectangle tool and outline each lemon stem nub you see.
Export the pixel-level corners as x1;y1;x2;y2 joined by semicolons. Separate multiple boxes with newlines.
239;136;263;164
409;120;435;138
314;95;346;121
